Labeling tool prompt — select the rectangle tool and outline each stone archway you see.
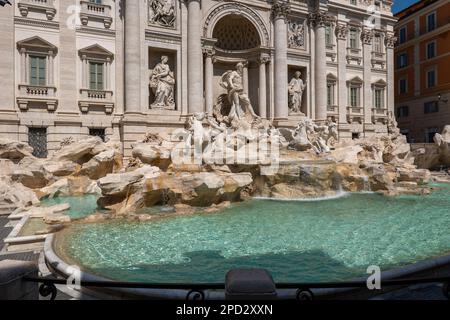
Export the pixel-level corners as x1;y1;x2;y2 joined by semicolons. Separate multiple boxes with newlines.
203;3;269;47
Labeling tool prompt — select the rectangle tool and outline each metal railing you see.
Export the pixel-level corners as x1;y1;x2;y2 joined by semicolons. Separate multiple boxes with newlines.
23;275;450;301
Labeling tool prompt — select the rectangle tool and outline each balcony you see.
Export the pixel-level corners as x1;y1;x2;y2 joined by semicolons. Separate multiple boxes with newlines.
79;1;113;29
346;106;363;124
18;0;56;21
371;108;388;124
346;47;362;65
17;84;57;111
327;105;339;122
79;89;114;114
371;51;386;69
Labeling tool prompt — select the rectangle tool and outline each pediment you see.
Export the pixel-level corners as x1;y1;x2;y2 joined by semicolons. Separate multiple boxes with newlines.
79;44;114;59
347;76;363;84
17;36;57;52
373;79;387;87
327;73;338;81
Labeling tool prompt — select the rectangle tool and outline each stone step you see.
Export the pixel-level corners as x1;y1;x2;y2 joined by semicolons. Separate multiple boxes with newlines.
0;206;17;216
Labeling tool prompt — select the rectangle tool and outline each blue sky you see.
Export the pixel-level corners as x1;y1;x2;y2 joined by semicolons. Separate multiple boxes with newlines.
392;0;420;14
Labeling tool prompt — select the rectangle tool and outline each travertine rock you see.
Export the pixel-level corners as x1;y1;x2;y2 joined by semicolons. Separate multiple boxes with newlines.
132;142;173;170
51;136;106;164
0;139;34;163
0;178;39;208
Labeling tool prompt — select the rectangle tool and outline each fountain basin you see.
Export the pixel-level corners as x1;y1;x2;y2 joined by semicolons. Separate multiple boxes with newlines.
45;183;450;299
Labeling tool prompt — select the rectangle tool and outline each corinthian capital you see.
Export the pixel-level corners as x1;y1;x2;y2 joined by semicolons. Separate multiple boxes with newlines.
385;33;397;48
308;11;327;29
335;23;348;40
361;28;374;45
271;1;291;20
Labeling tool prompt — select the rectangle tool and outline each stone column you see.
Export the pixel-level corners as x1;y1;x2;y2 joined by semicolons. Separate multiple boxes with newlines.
311;11;328;122
362;28;373;124
48;51;54;86
258;55;269;118
187;0;203;114
105;58;110;91
385;33;397;116
272;2;290;119
20;48;26;84
0;4;15;112
82;55;87;88
203;48;215;114
336;23;348;125
124;0;141;112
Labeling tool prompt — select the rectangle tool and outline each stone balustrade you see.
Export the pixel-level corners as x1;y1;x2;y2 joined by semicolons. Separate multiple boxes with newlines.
17;84;58;111
79;0;113;29
18;0;56;20
371;107;389;124
327;105;339;122
79;89;114;114
346;106;364;124
346;47;362;65
371;51;386;69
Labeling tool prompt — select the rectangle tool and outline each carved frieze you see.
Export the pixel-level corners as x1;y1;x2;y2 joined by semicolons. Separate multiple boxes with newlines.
288;20;305;49
148;0;176;28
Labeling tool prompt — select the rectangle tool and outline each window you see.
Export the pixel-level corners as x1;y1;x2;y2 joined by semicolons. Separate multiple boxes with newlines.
427;69;436;88
396;106;409;118
89;62;104;90
350;0;357;5
424;101;438;114
373;34;383;53
374;1;381;11
427;12;436;32
399;78;407;94
28;127;47;158
426;42;436;59
30;55;46;86
349;29;358;49
399;27;407;44
327;82;335;106
397;53;408;68
373;88;384;109
349;87;360;107
90;0;102;3
325;25;333;46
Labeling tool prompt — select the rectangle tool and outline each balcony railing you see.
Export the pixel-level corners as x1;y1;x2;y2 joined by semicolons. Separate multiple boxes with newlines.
327;105;339;121
18;0;56;20
17;84;57;111
79;1;113;29
346;47;362;65
346;106;363;124
371;51;386;69
372;107;388;124
79;89;114;114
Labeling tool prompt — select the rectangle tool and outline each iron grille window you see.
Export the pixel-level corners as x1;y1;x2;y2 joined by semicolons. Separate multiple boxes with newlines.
28;127;48;158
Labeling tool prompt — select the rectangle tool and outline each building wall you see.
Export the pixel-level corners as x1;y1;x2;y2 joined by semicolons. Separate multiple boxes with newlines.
394;0;450;142
0;0;397;157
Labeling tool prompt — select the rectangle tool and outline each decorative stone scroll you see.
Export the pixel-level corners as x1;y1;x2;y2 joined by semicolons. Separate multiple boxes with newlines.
271;1;291;20
335;23;348;40
361;28;374;45
384;33;397;48
288;20;305;49
308;11;327;28
148;0;176;27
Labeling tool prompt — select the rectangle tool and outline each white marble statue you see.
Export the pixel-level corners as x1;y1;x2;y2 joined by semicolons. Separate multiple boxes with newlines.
219;62;259;126
287;117;337;154
148;0;175;27
288;71;306;114
150;56;175;109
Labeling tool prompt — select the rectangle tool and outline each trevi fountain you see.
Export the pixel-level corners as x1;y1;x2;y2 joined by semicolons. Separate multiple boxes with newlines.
1;64;450;299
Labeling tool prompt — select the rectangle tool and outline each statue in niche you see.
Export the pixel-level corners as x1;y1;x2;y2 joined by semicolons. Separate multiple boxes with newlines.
216;62;260;129
288;21;305;48
150;55;175;110
288;71;307;115
148;0;175;27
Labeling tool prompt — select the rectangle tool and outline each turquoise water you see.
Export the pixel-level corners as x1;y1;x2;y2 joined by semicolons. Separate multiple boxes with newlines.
56;184;450;283
42;195;99;219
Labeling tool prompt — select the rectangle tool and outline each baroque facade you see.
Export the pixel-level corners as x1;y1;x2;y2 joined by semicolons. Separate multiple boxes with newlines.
0;0;397;157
